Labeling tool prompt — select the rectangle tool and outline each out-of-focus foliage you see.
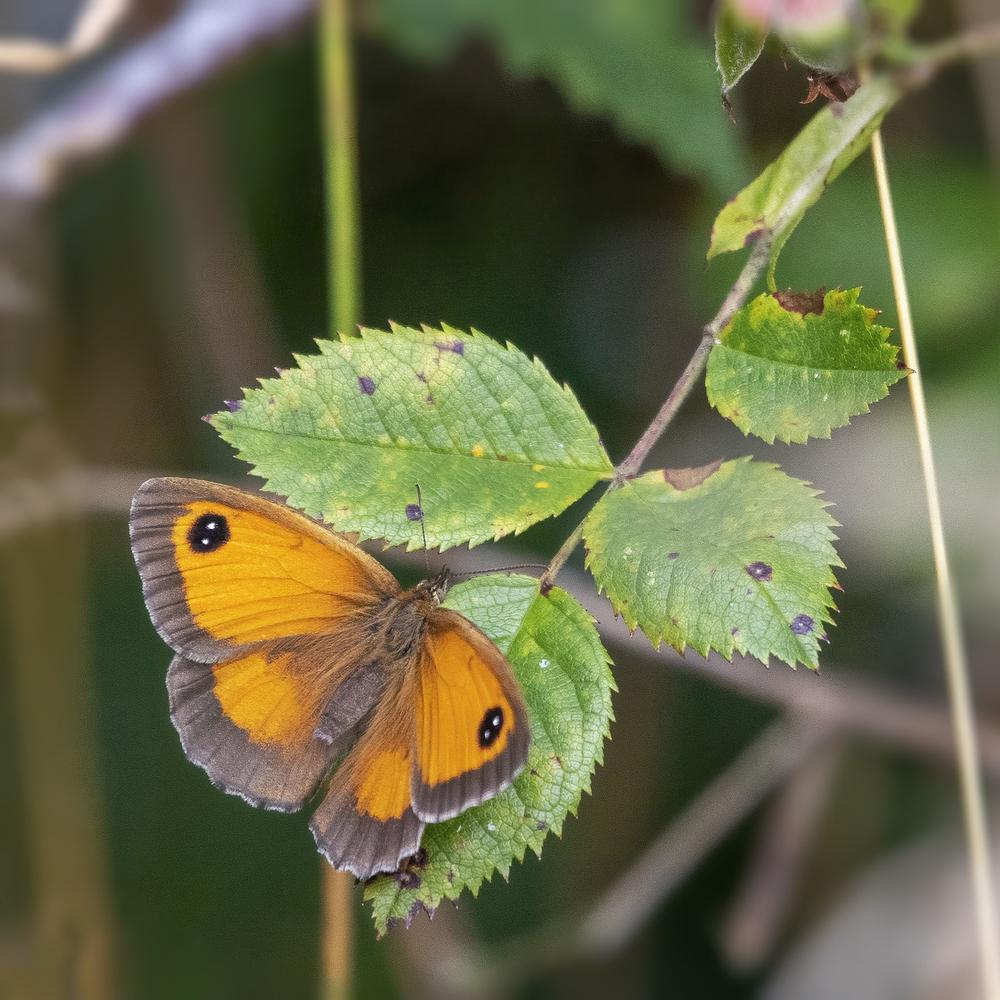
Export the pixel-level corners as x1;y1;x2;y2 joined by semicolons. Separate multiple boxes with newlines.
366;575;614;935
371;0;747;192
706;288;908;444
583;459;841;668
715;1;768;96
708;77;899;285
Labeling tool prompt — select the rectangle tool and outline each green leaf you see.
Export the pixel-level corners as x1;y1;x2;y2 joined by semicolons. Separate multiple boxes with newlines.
707;76;900;283
715;2;767;94
706;288;909;444
583;458;841;669
372;0;747;193
364;574;615;935
210;325;612;550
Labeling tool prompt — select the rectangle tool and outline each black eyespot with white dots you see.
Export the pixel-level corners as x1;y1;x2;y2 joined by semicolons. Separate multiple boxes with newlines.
478;706;504;749
187;512;230;554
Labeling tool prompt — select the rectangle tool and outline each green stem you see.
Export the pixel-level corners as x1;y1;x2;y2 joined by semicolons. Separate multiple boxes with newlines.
318;1;359;997
870;129;1000;1000
320;0;361;337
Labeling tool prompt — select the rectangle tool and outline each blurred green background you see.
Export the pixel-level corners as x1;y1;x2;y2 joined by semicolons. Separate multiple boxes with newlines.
1;1;999;997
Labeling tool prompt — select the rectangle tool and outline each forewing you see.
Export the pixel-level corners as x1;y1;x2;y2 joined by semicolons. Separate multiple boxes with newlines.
129;477;399;663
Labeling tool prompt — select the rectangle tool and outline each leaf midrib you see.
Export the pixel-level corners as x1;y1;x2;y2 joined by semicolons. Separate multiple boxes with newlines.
220;420;613;475
716;342;899;375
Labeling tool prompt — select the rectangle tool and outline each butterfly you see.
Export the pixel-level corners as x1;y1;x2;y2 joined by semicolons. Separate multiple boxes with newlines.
129;478;530;879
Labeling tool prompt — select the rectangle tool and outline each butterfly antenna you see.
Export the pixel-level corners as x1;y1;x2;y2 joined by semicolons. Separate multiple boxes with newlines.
453;563;549;579
413;484;431;574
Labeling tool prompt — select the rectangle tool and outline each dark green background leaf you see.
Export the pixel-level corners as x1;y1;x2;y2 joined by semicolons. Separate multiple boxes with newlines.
373;0;746;193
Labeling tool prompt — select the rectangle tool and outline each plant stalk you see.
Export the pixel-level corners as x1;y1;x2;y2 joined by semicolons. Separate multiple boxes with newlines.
318;0;359;996
321;0;361;339
870;129;1000;1000
540;231;773;591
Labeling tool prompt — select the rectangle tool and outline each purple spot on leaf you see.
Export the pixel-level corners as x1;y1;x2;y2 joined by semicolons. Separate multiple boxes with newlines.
435;340;464;355
405;504;423;522
667;552;679;560
416;371;427;382
746;561;773;581
791;614;815;635
358;376;376;396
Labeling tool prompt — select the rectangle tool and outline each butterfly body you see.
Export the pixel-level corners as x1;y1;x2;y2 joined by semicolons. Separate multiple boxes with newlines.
129;478;530;879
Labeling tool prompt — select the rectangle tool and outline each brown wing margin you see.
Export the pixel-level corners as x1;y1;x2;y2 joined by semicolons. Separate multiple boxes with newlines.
310;675;424;879
129;477;399;663
410;611;531;824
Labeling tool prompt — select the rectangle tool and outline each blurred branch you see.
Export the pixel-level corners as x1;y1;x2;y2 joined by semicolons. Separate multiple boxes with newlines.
4;462;1000;778
432;715;834;993
720;739;843;971
0;0;129;75
0;0;314;200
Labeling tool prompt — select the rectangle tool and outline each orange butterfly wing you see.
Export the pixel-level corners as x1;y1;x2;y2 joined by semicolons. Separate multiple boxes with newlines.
130;477;398;662
309;671;425;878
411;611;530;823
130;478;399;811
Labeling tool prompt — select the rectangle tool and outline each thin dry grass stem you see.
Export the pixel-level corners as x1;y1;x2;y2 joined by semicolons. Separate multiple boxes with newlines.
321;865;354;1000
871;129;1000;1000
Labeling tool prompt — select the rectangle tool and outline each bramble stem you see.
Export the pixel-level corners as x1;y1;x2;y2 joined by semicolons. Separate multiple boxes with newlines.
539;232;773;591
870;129;1000;1000
616;233;773;480
319;0;358;996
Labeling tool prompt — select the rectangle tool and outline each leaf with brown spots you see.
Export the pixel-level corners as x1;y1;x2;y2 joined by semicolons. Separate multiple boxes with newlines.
706;288;909;444
707;77;899;286
210;324;613;550
583;458;842;669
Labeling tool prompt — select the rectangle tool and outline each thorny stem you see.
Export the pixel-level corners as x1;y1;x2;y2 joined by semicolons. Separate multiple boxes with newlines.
539;232;774;592
319;0;358;997
870;130;1000;1000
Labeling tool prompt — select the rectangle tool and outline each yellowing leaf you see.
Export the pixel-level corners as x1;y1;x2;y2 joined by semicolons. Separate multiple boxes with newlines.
210;325;612;550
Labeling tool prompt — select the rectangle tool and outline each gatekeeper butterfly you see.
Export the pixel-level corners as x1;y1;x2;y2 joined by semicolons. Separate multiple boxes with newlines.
129;478;530;878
